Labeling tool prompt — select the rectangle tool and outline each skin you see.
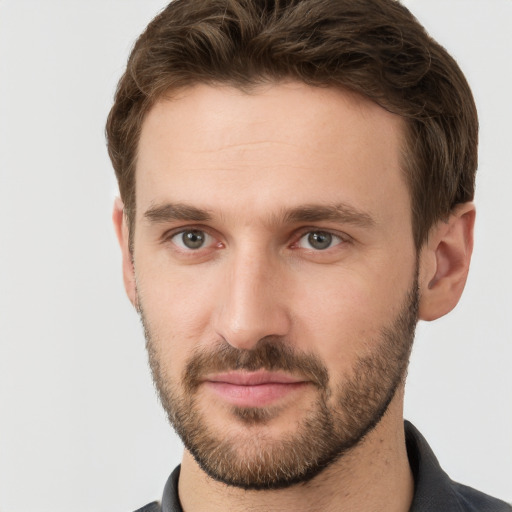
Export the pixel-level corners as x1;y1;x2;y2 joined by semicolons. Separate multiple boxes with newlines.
113;82;475;512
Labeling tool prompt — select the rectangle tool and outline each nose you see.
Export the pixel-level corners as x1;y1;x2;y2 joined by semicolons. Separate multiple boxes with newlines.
213;247;291;351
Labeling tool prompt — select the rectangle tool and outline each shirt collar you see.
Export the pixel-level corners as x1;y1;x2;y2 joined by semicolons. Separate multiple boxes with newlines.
160;421;508;512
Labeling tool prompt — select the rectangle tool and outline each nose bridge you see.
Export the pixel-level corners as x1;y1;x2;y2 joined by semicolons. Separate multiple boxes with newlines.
214;243;290;350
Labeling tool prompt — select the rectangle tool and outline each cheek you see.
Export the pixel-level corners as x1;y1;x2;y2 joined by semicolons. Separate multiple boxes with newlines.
290;284;374;374
289;261;414;368
136;262;219;373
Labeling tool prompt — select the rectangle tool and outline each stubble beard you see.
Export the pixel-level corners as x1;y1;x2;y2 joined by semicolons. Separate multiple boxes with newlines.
141;277;419;490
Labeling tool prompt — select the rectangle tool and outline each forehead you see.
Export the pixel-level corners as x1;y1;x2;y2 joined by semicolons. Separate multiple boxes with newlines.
135;82;409;228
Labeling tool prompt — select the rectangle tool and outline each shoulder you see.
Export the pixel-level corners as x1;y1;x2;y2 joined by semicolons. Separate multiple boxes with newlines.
133;502;161;512
450;482;512;512
405;421;511;512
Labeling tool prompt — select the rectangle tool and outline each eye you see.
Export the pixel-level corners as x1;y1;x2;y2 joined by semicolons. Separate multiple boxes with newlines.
171;229;213;250
296;230;343;250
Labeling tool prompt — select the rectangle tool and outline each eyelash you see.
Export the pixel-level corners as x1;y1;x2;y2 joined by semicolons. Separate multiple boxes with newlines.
293;230;346;251
165;227;223;254
163;226;350;254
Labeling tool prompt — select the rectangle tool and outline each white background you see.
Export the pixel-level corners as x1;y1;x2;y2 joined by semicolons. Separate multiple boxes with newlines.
0;1;511;510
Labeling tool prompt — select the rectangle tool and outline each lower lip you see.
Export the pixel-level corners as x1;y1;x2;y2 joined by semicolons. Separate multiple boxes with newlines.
204;381;307;407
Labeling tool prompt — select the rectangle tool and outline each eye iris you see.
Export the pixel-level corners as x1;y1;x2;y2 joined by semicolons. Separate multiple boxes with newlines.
308;231;332;250
182;230;205;249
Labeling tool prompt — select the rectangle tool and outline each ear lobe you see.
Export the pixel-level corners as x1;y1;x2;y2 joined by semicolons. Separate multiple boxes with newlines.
112;198;138;309
418;202;476;321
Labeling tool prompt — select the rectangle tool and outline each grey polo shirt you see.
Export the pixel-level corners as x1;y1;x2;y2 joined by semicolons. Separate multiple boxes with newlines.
134;421;511;512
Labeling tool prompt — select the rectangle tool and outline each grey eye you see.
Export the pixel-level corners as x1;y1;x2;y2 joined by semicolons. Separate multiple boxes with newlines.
297;231;341;250
308;231;332;250
172;229;211;250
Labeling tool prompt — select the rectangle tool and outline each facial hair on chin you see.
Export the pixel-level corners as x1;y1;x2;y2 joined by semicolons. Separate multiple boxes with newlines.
141;277;419;490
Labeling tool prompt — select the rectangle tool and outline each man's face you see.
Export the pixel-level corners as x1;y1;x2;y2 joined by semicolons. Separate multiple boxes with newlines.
130;82;419;489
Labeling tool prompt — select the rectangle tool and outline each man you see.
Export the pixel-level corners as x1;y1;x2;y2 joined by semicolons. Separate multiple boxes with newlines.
106;0;511;510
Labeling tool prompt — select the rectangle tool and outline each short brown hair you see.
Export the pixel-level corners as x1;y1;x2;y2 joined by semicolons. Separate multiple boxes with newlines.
106;0;478;249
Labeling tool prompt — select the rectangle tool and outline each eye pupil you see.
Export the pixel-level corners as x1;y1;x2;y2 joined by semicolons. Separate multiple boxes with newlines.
182;230;205;249
308;231;332;250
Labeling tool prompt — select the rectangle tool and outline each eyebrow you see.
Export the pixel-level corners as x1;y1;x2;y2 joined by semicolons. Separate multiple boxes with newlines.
281;204;375;228
144;203;212;223
143;202;375;228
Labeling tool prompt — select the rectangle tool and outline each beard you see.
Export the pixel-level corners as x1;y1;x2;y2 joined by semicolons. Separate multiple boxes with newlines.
141;275;419;490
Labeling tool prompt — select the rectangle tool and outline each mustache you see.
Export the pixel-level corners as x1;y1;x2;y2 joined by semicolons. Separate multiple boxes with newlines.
183;337;329;391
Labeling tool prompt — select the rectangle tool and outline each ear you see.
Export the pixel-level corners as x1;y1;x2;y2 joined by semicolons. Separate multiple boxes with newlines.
418;202;475;321
112;198;138;309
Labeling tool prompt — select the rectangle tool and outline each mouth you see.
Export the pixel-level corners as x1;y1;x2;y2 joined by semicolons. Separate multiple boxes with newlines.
202;370;309;407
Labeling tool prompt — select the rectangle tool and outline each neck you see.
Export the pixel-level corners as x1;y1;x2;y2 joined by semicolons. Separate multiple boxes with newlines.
178;392;413;512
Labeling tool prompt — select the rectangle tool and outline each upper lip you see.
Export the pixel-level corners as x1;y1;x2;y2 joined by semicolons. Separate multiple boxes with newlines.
204;370;306;386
